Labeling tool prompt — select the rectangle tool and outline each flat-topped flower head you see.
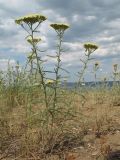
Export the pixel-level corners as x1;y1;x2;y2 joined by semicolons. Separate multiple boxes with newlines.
95;62;99;67
27;37;41;45
15;14;47;25
84;42;98;54
46;79;55;85
94;62;100;71
50;23;69;31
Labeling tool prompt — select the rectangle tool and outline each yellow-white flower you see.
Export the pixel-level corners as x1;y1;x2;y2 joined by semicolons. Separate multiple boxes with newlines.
95;62;99;67
50;23;69;31
27;37;41;45
15;14;47;25
84;42;98;53
46;79;55;85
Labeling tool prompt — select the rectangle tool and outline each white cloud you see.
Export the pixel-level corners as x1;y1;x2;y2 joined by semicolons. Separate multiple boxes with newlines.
0;0;38;17
64;42;83;51
85;15;96;21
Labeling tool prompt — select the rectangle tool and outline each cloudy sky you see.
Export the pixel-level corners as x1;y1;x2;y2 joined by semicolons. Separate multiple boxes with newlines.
0;0;120;81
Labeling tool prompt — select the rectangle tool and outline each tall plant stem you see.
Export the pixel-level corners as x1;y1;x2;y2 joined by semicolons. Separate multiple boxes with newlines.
78;54;90;87
53;32;63;109
30;26;48;109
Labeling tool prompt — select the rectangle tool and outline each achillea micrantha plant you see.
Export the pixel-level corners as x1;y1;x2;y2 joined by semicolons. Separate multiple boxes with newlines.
50;23;69;111
78;42;98;86
15;14;49;110
84;43;98;55
15;14;46;25
93;61;100;85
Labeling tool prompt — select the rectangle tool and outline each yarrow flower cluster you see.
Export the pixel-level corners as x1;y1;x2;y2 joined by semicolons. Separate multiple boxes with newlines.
95;62;99;66
15;14;47;25
95;62;100;67
84;42;98;54
50;23;69;32
27;37;41;45
46;79;55;85
94;62;100;72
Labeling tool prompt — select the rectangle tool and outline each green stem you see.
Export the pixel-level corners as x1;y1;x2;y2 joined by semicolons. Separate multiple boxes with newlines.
53;32;63;109
78;54;90;87
30;27;48;109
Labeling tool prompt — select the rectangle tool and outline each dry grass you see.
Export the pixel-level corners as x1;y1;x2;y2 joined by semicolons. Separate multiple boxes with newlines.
0;84;120;160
